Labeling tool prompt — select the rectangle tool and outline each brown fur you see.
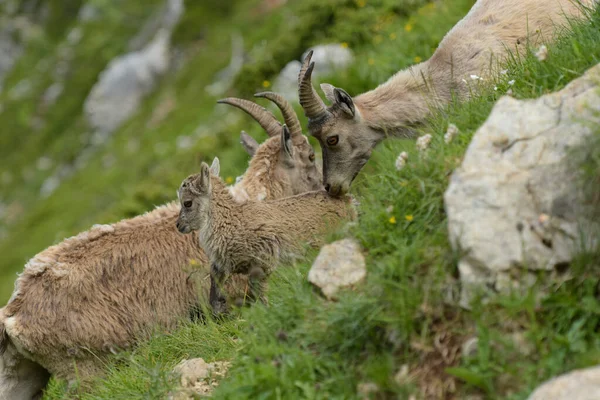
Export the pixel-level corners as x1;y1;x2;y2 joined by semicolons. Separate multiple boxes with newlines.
177;159;355;313
0;127;321;395
299;0;597;196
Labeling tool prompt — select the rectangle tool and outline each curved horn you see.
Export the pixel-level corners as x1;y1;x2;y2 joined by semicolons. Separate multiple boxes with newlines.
254;91;303;144
298;50;329;121
217;98;281;137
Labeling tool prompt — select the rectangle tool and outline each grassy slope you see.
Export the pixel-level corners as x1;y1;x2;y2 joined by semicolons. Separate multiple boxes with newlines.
0;0;597;398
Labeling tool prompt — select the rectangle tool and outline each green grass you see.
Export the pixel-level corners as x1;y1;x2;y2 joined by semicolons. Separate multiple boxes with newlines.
1;0;599;399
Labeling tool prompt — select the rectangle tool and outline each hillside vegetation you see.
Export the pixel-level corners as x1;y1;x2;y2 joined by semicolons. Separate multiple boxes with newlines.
0;0;599;399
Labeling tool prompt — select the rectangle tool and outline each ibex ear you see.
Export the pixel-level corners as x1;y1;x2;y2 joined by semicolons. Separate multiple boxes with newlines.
240;131;259;156
280;124;294;161
210;157;220;176
320;83;336;104
333;87;355;118
195;162;212;192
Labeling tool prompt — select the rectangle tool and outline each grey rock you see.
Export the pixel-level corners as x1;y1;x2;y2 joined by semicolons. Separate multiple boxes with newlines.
308;238;366;300
273;44;354;102
42;82;64;107
445;63;600;308
84;29;172;134
205;33;244;96
528;366;600;400
78;4;101;22
461;337;479;359
171;358;230;399
83;0;183;134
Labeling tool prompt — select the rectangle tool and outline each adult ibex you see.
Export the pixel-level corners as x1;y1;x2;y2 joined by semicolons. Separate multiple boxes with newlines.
0;93;321;400
298;0;597;196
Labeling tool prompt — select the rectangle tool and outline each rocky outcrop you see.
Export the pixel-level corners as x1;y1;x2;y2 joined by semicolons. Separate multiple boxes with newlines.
83;0;183;134
308;238;366;300
528;366;600;400
445;63;600;308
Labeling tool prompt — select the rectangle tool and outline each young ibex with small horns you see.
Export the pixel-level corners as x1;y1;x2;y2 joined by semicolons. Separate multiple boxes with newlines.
0;94;321;400
299;0;597;196
176;149;355;315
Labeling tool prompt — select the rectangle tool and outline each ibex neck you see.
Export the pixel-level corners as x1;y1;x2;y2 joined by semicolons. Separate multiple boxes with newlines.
355;61;448;138
201;179;242;248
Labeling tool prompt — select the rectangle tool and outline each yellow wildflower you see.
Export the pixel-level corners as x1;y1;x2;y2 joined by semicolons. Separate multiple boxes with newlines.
341;42;349;48
262;80;271;88
389;32;397;40
189;259;199;266
226;176;234;184
389;216;397;224
414;56;422;63
368;58;375;65
356;0;366;7
404;24;413;32
405;215;414;222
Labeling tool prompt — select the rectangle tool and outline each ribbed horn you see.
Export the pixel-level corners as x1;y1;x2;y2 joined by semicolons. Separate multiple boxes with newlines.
217;98;281;137
254;91;303;144
298;51;329;121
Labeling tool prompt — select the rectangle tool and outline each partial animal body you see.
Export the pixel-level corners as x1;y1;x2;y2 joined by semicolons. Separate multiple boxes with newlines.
176;153;355;314
0;93;321;399
299;0;597;196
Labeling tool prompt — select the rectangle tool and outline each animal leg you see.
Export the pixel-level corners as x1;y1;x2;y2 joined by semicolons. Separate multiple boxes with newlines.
209;262;229;316
248;266;268;305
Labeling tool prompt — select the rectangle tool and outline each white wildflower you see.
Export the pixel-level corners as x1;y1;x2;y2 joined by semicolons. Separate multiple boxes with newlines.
500;69;508;75
444;123;459;144
494;86;498;91
508;79;515;86
395;151;409;170
535;45;548;61
416;134;433;152
470;74;480;80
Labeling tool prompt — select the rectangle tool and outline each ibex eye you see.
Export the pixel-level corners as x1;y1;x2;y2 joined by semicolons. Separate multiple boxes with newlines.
183;200;192;208
326;136;339;146
309;153;315;162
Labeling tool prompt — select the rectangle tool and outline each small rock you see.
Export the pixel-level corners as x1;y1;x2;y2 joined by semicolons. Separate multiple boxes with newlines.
172;358;230;398
42;82;63;107
528;366;600;400
308;238;366;300
357;382;379;399
394;364;411;385
461;337;478;359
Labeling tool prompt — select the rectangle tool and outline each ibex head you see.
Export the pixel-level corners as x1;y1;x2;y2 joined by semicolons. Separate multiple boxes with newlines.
219;93;322;197
176;158;220;234
298;50;380;197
